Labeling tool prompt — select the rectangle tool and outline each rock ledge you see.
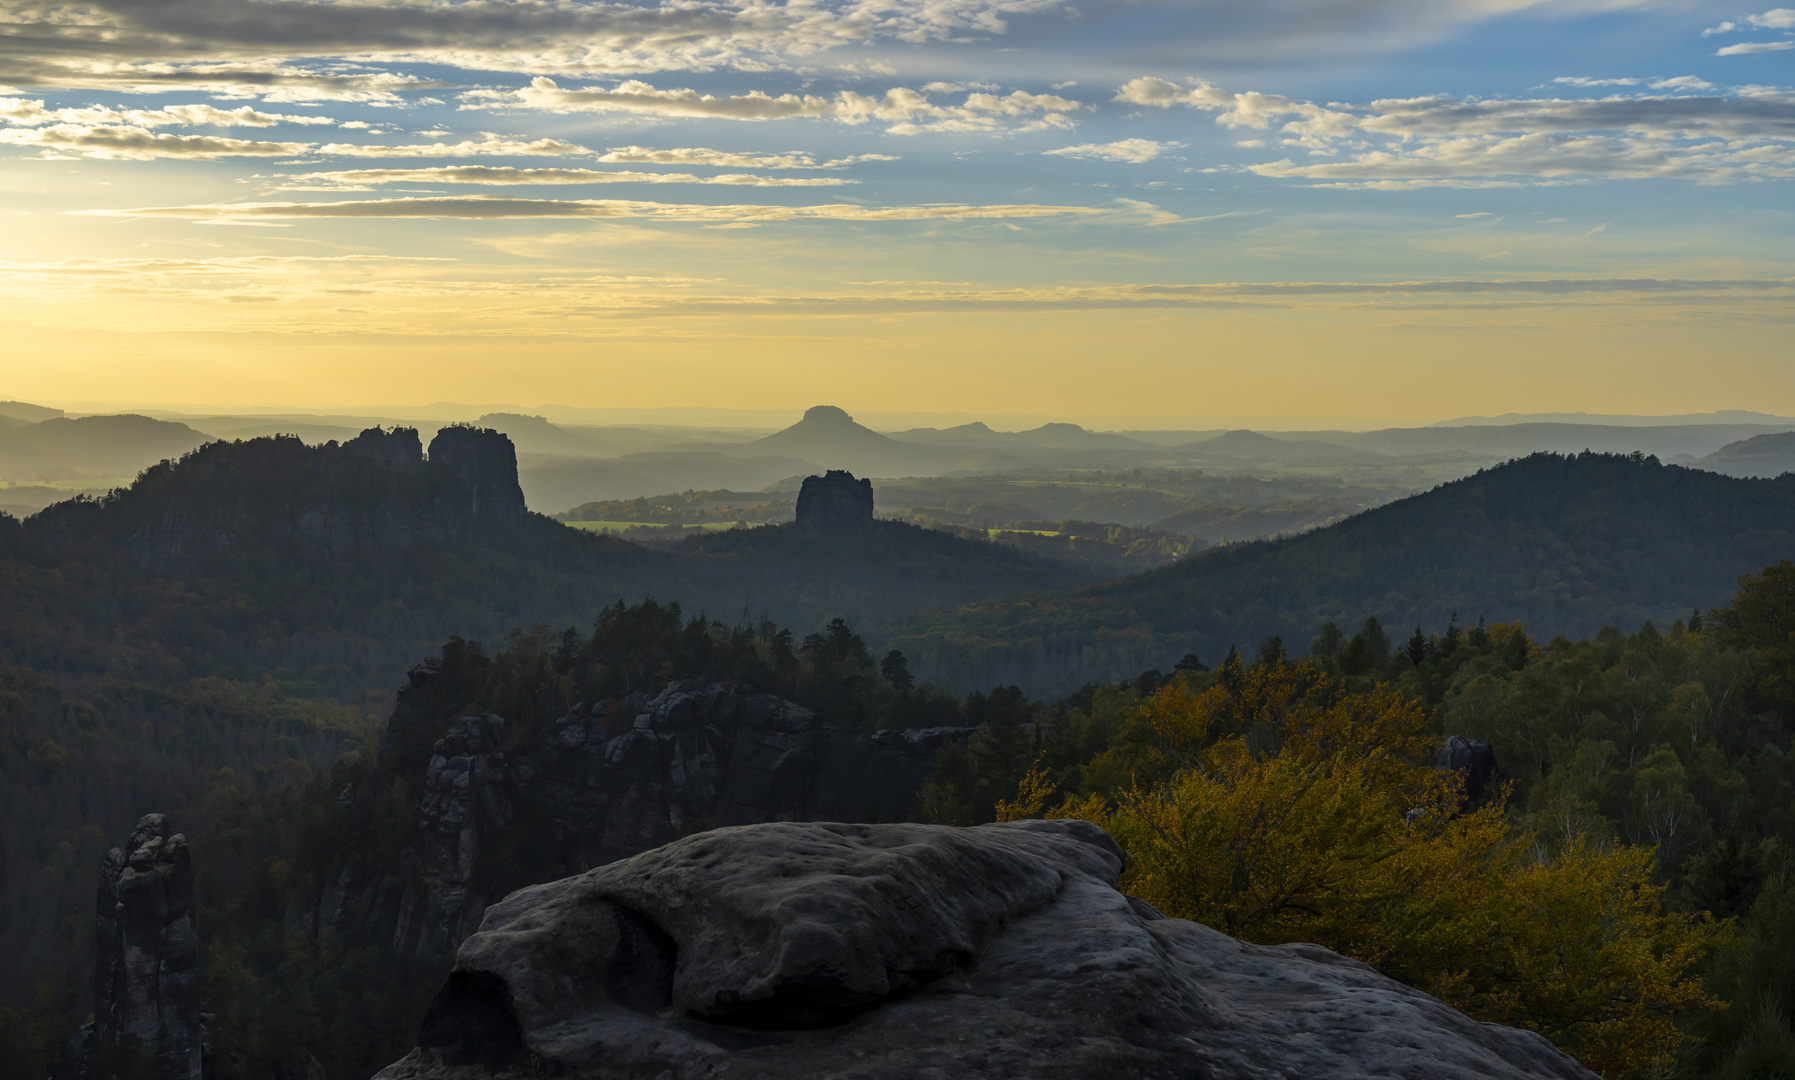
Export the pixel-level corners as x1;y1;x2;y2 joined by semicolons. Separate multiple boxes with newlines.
375;819;1595;1080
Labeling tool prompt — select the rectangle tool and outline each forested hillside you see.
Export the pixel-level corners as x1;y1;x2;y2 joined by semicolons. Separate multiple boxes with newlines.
0;430;1094;1040
895;453;1795;694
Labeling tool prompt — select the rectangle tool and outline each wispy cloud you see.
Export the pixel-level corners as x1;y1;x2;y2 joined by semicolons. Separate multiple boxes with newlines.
595;147;897;169
1120;76;1795;184
316;134;595;158
1044;138;1177;163
1717;40;1795;54
77;195;1110;223
275;166;856;188
468;78;1082;134
0;125;311;159
0;98;338;127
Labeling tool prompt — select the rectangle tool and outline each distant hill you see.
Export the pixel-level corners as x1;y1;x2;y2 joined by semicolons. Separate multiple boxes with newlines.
0;414;208;480
750;405;954;477
891;453;1795;694
1699;432;1795;478
518;452;818;512
1434;410;1794;427
1;434;1094;693
0;400;64;424
1302;422;1795;461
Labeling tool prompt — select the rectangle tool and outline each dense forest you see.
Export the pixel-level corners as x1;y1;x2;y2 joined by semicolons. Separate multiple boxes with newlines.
895;452;1795;694
4;563;1793;1080
2;434;1792;1080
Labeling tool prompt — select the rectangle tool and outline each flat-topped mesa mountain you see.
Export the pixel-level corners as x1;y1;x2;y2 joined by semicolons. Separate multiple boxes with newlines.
895;452;1795;693
374;820;1594;1080
294;677;973;959
22;424;528;566
748;405;955;477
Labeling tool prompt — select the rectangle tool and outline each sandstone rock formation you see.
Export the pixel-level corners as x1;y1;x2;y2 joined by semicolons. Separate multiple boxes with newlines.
428;426;527;518
795;469;875;534
1433;734;1499;803
344;425;424;464
57;814;203;1080
294;680;972;959
374;819;1595;1080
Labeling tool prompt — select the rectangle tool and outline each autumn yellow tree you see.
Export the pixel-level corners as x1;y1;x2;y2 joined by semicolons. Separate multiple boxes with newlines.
1048;660;1726;1079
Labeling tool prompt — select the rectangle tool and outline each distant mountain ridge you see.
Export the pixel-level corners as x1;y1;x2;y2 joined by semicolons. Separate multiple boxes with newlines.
1699;432;1795;478
892;452;1795;694
1433;410;1795;427
0;414;207;481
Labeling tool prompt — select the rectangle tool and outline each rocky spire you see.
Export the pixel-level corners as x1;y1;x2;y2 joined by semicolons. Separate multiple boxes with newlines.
428;426;527;518
795;470;875;535
58;814;203;1080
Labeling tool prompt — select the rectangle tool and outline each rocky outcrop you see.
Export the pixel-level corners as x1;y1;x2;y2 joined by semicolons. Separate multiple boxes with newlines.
300;681;972;960
344;426;424;464
26;429;532;567
795;470;874;534
428;426;527;518
374;819;1595;1080
57;814;203;1080
1434;735;1499;803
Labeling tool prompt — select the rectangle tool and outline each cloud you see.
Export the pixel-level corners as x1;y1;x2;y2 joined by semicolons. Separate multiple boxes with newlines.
0;98;337;128
0;61;439;103
316;134;595;157
1043;138;1175;163
0;0;1076;92
0;124;311;159
1746;8;1795;28
277;166;855;187
1123;76;1795;184
1717;40;1795;54
470;78;1082;134
1651;76;1715;90
596;146;897;168
78;195;1110;223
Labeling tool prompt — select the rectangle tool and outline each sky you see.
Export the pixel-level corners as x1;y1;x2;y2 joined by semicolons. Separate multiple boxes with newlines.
0;0;1791;423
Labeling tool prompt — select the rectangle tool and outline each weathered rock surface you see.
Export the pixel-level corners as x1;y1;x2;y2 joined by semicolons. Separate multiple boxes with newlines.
56;814;203;1080
795;470;875;535
298;681;972;959
428;426;526;518
344;425;425;464
1433;735;1499;803
374;819;1595;1080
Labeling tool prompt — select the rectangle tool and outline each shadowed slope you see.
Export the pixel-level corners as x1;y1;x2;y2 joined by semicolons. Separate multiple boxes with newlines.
892;453;1795;694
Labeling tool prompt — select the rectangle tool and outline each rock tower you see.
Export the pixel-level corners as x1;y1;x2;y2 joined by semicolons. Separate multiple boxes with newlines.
795;470;874;535
58;814;203;1080
427;426;527;518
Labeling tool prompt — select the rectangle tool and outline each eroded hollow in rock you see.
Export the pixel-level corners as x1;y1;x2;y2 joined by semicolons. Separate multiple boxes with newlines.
697;952;973;1030
604;906;678;1015
416;971;526;1068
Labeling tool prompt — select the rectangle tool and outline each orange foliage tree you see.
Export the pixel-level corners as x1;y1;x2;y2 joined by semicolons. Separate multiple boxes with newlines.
1045;660;1727;1079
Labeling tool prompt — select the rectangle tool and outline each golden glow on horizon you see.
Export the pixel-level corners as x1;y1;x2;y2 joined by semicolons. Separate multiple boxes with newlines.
3;286;1789;419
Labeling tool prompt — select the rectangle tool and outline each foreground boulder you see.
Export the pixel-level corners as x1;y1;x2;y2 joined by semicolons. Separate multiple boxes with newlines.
375;820;1594;1080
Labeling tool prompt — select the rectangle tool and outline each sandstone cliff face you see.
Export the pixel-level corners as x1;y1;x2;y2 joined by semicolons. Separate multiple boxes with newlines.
24;429;529;569
427;427;526;519
795;470;874;534
58;814;202;1080
374;819;1596;1080
296;681;970;960
344;425;425;464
